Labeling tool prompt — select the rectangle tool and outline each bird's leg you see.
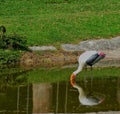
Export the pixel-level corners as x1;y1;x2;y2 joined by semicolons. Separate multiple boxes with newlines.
84;65;88;89
90;66;93;94
85;65;87;71
90;66;92;71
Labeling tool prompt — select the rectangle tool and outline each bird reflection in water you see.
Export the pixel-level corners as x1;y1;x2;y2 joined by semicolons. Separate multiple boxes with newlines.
70;75;105;106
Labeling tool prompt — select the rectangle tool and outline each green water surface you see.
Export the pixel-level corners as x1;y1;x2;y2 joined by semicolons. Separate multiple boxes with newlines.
0;67;119;113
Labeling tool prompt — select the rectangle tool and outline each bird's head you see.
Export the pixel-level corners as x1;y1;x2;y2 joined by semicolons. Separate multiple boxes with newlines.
70;73;76;86
98;52;106;58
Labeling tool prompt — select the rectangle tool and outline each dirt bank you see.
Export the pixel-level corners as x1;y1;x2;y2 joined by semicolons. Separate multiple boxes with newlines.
20;49;120;68
20;51;81;68
20;37;120;68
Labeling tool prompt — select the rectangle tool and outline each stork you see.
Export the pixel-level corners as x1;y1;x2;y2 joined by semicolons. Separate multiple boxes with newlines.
70;51;106;81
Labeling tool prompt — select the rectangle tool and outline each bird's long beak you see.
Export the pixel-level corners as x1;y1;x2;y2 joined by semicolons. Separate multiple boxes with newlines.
70;73;76;86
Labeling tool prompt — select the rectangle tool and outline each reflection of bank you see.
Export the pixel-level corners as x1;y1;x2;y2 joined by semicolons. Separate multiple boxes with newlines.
32;83;52;113
15;77;120;113
55;82;68;113
16;79;120;114
0;84;32;114
0;77;119;113
16;84;32;114
32;82;68;113
117;78;120;105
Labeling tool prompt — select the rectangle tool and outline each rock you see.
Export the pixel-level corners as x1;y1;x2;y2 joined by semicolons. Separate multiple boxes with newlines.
61;36;120;51
20;36;120;68
29;46;57;51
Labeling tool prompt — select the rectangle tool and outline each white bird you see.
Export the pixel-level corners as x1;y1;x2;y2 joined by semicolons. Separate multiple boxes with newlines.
72;82;104;106
70;51;106;80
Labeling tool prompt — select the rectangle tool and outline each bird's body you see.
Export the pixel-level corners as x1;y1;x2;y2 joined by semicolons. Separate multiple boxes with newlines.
71;51;106;77
78;51;97;64
73;51;97;75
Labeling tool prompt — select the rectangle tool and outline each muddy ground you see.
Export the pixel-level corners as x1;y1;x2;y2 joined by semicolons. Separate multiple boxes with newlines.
20;37;120;68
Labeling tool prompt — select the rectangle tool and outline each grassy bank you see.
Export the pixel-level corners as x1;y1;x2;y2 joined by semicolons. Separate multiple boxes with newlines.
1;0;120;46
0;67;119;85
27;67;120;83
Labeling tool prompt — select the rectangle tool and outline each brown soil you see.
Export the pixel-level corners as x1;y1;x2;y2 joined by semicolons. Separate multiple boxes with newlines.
20;49;120;68
20;51;82;68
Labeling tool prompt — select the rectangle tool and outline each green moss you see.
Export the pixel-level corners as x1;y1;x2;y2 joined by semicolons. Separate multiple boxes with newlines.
27;67;120;83
0;66;119;86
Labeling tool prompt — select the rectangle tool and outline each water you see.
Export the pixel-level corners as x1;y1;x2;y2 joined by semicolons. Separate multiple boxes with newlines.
0;68;120;113
0;78;120;113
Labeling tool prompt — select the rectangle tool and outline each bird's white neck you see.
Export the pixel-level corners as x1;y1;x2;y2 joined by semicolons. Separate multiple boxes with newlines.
73;64;84;75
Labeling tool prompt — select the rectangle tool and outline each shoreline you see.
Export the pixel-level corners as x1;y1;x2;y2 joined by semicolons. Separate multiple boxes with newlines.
20;50;120;68
20;37;120;68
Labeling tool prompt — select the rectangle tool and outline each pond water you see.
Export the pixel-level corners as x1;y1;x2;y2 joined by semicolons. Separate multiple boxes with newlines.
0;68;120;114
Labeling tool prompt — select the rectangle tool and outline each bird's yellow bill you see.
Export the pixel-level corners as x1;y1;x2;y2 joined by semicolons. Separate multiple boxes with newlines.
70;73;76;86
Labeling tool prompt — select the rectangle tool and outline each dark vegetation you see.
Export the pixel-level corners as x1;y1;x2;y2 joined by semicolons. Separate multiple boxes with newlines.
0;25;31;67
0;25;30;50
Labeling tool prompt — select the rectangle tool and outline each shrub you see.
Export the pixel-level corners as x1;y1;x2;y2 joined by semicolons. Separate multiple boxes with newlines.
0;33;30;50
0;26;31;51
0;50;20;67
0;26;31;67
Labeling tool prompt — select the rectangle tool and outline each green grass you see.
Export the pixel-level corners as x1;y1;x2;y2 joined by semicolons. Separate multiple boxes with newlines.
1;0;120;46
27;67;120;83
